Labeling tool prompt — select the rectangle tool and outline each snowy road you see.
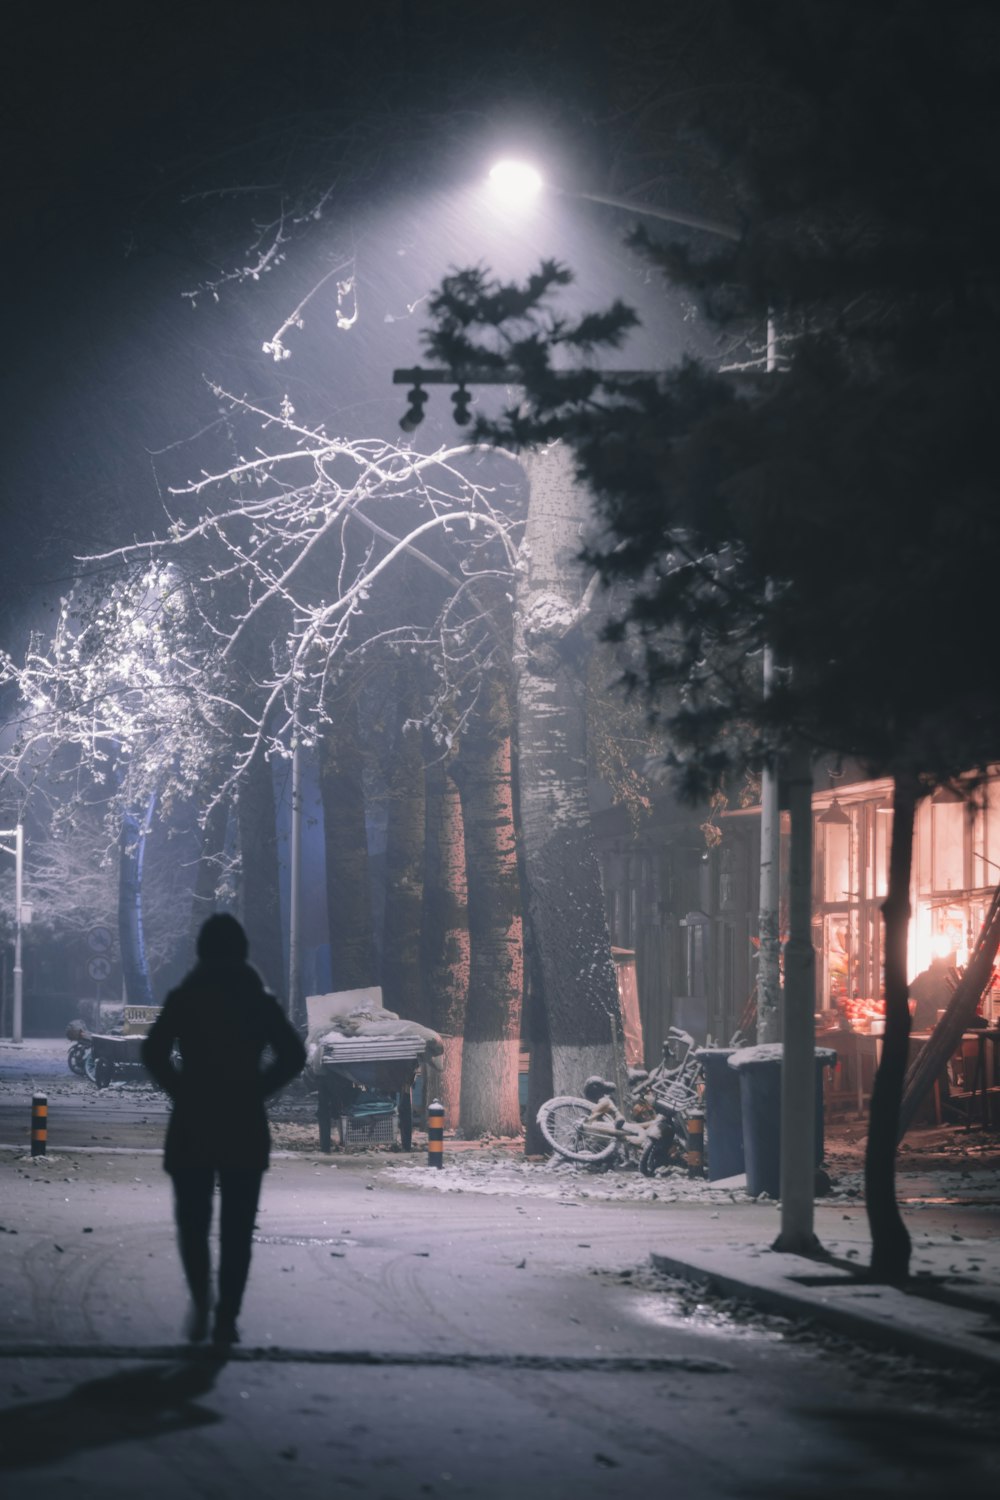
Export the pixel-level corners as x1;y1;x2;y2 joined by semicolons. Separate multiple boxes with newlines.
1;1146;998;1498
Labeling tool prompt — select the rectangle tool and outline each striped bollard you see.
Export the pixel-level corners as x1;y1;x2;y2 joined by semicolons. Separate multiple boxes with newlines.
31;1093;48;1157
427;1099;444;1168
684;1111;705;1178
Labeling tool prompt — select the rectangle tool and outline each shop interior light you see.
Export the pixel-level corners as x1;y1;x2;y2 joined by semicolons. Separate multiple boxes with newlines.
818;797;851;825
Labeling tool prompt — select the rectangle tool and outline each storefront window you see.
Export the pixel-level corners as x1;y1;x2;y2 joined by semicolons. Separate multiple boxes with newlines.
822;819;854;902
973;780;1000;890
824;912;851;1004
931;801;966;892
873;806;891;897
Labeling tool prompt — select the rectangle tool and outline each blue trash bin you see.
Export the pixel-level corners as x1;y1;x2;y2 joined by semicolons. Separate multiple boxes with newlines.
727;1045;837;1199
694;1048;744;1181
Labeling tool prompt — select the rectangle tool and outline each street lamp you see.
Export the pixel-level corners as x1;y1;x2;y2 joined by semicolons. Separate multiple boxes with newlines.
483;160;780;1067
396;161;818;1249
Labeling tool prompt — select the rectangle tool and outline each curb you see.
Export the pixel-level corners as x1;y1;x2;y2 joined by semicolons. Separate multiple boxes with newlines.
650;1242;1000;1378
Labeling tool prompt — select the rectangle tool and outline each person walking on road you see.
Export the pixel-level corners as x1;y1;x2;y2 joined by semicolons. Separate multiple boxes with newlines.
142;914;306;1346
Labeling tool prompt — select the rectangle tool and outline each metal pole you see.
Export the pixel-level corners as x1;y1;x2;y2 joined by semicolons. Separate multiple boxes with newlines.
558;187;741;243
757;320;781;1045
757;641;781;1044
774;742;819;1254
13;824;23;1045
288;740;302;1027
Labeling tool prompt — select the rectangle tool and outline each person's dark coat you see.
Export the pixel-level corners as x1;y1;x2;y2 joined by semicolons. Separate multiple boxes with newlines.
142;961;306;1173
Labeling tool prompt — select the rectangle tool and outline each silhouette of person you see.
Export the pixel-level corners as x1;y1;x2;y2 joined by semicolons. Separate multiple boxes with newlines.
142;914;306;1346
908;953;955;1032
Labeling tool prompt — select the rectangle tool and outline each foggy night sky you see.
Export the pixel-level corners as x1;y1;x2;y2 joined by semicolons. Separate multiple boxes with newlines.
0;1;698;657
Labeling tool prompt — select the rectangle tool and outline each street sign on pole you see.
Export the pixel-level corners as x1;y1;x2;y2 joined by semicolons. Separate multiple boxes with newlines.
88;925;113;954
88;956;112;983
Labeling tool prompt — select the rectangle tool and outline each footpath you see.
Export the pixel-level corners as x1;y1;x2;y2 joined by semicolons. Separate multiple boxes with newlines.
3;1037;1000;1379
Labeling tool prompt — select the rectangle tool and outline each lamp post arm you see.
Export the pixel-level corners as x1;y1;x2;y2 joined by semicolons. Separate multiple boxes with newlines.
560;188;741;243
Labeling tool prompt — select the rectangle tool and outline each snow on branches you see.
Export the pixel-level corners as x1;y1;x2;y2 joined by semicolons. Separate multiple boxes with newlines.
1;393;527;836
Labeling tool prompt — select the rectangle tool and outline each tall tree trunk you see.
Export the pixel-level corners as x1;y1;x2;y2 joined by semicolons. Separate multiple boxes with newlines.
118;797;156;1008
452;673;523;1138
421;749;470;1129
237;747;285;1000
864;772;917;1283
380;679;426;1022
516;443;622;1099
318;697;377;991
189;795;231;945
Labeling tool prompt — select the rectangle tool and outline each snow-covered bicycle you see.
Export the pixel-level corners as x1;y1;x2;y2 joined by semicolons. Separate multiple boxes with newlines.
536;1027;705;1175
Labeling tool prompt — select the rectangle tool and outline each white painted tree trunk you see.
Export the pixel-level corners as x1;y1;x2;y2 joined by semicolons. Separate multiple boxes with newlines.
515;444;623;1100
453;674;523;1138
421;753;469;1132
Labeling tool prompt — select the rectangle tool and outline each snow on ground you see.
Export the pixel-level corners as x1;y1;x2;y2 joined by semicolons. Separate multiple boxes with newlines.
832;1165;1000;1206
385;1150;755;1204
383;1147;1000;1208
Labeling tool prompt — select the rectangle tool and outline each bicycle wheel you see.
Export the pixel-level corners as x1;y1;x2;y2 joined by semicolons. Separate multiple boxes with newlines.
67;1042;88;1077
536;1096;619;1165
639;1134;678;1177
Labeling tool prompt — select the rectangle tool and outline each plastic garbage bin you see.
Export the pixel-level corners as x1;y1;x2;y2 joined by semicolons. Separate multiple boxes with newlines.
694;1048;744;1181
727;1045;837;1199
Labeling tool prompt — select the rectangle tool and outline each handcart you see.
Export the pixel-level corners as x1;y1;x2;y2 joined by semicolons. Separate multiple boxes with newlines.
316;1034;428;1153
88;1005;160;1089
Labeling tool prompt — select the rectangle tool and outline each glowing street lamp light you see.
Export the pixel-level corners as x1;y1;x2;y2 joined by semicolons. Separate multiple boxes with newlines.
487;159;544;206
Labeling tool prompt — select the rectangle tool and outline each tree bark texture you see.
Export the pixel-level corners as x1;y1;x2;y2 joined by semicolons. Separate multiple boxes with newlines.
236;748;285;998
452;672;523;1138
864;773;917;1283
318;698;377;991
420;750;470;1130
516;444;622;1099
380;679;426;1024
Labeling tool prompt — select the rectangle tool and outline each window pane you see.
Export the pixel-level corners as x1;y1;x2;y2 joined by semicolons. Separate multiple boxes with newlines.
984;781;1000;887
874;807;891;897
931;802;965;892
823;822;852;901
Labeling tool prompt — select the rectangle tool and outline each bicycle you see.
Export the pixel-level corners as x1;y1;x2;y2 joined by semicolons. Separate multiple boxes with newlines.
537;1027;705;1175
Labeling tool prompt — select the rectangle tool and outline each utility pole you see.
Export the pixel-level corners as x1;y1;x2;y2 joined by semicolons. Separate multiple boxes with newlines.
775;741;819;1253
757;639;781;1043
288;739;304;1029
757;321;782;1046
0;825;24;1043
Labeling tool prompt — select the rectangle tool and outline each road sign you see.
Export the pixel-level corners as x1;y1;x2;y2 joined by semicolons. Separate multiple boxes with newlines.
88;955;112;983
88;925;113;954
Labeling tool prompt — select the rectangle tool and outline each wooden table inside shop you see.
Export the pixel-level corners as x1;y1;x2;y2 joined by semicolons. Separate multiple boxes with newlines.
817;1027;878;1116
910;1026;1000;1128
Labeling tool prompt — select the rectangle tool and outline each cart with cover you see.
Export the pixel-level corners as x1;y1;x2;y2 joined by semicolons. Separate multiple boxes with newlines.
305;988;443;1152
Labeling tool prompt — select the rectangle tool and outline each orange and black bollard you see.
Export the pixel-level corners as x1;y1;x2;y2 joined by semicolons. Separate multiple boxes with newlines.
684;1110;705;1178
31;1093;48;1157
427;1099;444;1168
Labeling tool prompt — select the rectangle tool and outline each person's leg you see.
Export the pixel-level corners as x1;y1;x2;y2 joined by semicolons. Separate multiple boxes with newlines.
214;1168;264;1341
170;1168;215;1340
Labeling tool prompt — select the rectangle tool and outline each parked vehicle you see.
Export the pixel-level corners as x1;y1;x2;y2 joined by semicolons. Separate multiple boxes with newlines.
66;1019;92;1079
537;1027;706;1175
